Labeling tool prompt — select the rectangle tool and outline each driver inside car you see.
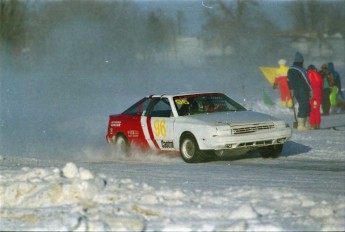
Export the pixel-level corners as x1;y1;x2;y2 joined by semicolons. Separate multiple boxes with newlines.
201;100;215;112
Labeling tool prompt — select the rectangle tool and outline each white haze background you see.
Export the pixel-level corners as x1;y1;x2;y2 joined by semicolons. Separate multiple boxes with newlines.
1;0;345;231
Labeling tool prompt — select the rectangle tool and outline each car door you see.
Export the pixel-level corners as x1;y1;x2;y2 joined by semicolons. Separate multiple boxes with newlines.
142;97;175;151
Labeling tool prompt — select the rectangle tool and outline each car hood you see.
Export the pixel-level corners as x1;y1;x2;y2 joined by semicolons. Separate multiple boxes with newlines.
185;111;280;126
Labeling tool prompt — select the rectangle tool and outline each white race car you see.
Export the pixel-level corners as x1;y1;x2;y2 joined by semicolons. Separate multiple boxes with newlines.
106;92;292;163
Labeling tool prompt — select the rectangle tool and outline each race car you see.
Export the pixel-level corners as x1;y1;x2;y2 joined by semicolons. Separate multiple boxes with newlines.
106;92;292;163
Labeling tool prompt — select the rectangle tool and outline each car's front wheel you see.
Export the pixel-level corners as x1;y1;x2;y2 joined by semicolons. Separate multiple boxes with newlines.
180;134;205;163
259;144;283;158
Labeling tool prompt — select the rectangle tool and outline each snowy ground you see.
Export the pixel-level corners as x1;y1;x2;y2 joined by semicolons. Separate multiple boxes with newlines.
1;99;344;231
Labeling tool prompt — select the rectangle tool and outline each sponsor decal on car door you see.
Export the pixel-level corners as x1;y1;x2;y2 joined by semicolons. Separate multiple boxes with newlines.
140;97;175;151
151;117;174;151
140;116;175;151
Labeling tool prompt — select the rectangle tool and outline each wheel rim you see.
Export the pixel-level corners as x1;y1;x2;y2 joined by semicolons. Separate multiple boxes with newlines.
182;139;195;159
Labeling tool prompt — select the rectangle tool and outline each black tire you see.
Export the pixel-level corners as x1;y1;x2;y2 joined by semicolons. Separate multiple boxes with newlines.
115;134;129;155
259;144;283;158
180;134;206;163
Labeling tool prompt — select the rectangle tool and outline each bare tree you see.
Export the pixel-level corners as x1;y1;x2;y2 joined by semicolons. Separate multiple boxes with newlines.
29;0;144;69
144;9;177;60
288;0;345;35
201;0;276;61
287;0;345;56
0;0;28;66
176;10;186;36
326;1;345;37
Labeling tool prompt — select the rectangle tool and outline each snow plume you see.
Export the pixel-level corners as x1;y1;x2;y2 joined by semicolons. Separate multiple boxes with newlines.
72;145;181;164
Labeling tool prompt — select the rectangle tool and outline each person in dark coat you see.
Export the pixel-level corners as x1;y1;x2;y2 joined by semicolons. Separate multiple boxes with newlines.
287;52;313;130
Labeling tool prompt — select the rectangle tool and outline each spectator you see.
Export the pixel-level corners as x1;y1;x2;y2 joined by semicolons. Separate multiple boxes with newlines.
287;52;313;131
307;65;323;129
328;62;344;113
328;62;343;98
319;64;331;115
328;71;345;114
273;59;292;108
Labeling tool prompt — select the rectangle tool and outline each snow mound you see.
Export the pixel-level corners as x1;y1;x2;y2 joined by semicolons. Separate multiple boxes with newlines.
1;162;344;231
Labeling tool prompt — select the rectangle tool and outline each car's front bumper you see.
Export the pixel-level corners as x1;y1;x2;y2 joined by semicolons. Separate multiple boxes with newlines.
198;127;292;151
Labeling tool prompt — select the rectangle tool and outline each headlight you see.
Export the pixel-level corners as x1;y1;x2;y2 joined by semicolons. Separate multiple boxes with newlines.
216;125;232;136
275;121;289;129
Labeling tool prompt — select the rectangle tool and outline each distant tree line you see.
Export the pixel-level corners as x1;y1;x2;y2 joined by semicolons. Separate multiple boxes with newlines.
288;0;345;35
201;0;345;62
0;0;344;70
0;0;178;70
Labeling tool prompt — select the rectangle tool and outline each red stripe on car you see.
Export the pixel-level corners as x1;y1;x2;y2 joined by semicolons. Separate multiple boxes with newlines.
146;117;160;150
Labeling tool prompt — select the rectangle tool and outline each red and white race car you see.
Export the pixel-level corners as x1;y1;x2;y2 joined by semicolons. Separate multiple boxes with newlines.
106;92;292;163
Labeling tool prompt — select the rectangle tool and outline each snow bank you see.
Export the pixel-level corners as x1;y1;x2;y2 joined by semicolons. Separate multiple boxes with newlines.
1;162;344;231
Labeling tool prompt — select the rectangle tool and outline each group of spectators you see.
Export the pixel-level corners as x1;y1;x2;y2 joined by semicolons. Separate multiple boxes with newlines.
287;52;344;131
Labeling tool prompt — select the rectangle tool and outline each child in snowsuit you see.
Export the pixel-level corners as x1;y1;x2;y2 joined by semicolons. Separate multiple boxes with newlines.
273;59;292;108
328;71;345;114
287;52;313;131
307;65;323;129
328;62;345;113
328;62;343;99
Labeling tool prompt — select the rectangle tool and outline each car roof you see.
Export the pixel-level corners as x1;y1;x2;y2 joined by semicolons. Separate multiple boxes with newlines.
147;92;225;98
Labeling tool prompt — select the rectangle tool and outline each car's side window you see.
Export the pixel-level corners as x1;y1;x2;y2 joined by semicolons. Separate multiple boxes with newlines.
123;97;150;116
147;98;172;117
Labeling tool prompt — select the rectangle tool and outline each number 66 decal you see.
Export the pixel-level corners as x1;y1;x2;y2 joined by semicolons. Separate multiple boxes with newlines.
154;119;166;137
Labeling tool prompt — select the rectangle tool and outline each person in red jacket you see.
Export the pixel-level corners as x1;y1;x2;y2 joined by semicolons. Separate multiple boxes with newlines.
307;65;324;129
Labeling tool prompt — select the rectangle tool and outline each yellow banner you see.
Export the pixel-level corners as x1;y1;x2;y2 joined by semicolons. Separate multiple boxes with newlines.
259;65;289;85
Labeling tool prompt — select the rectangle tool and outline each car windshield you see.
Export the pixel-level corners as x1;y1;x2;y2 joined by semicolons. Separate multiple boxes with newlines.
173;93;246;116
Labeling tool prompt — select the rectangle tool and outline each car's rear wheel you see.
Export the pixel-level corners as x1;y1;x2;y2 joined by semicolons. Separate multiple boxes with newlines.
180;134;205;163
259;144;283;158
115;134;129;155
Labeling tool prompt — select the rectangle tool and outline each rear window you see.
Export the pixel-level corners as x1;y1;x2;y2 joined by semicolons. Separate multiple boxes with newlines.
123;97;150;116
